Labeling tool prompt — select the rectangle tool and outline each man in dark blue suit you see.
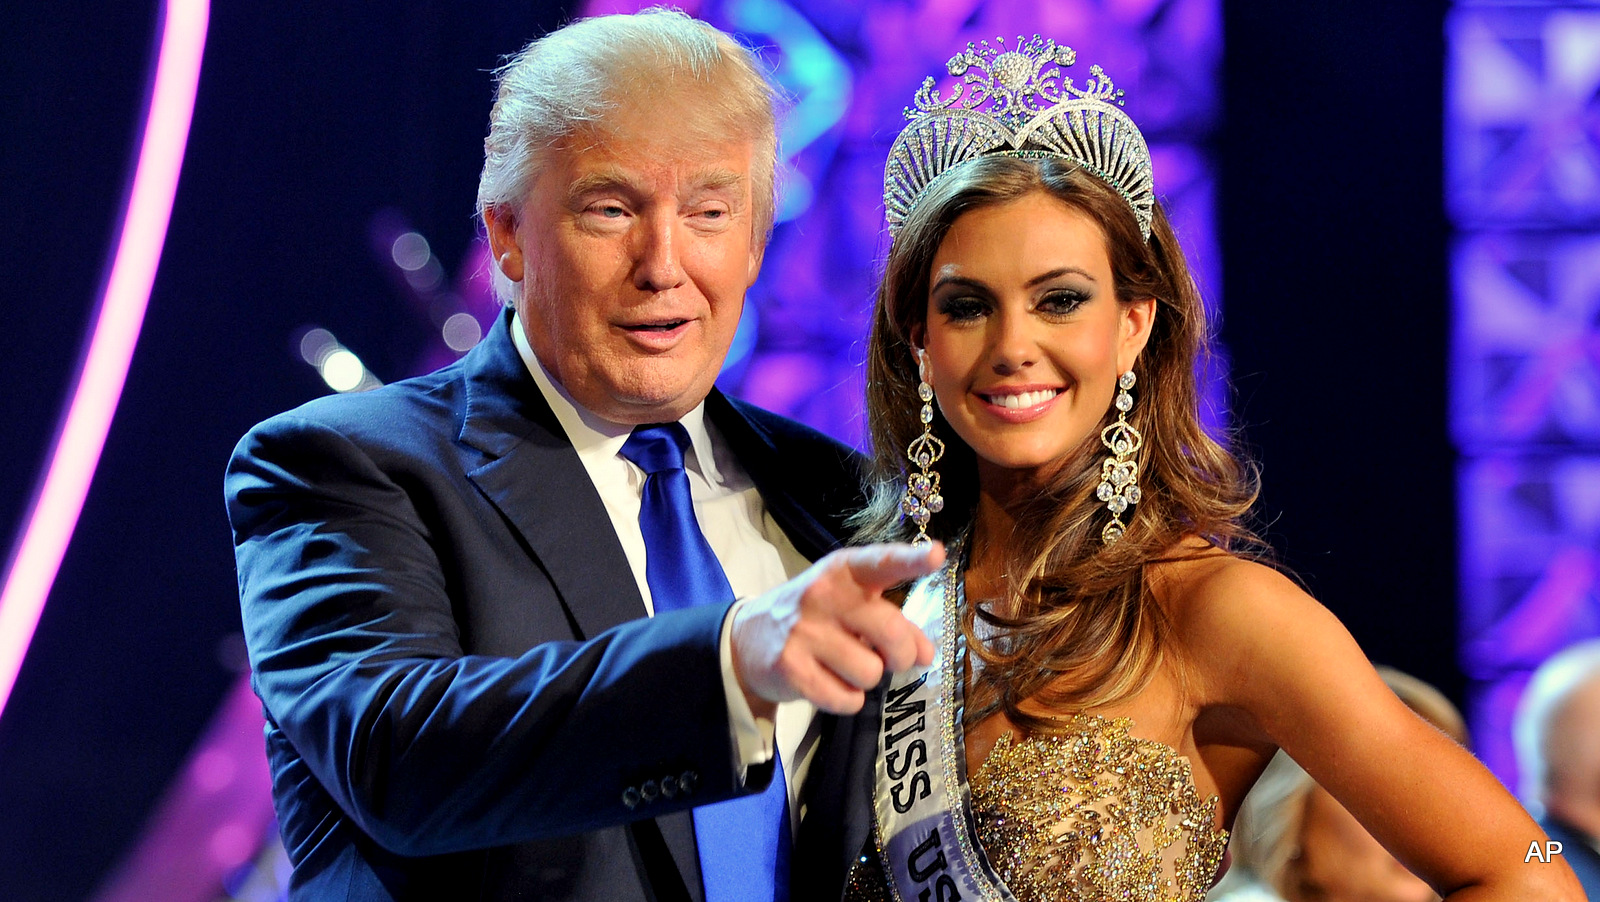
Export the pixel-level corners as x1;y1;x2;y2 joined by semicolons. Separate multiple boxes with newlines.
1518;640;1600;900
226;10;936;900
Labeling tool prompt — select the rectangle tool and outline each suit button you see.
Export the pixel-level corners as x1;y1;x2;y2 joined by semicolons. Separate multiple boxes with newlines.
641;780;659;802
678;770;698;796
661;775;678;798
622;787;642;809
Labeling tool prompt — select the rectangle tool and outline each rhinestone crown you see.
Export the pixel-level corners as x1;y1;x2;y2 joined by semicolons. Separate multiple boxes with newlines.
883;36;1154;241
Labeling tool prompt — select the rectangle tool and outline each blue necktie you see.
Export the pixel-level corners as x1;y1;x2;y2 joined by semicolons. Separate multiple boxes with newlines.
620;423;791;902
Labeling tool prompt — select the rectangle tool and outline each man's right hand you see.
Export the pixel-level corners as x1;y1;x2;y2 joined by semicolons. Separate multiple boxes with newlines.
730;542;943;717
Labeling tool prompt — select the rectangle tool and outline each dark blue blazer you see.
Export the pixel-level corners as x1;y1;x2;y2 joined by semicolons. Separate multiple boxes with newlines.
226;311;879;900
1540;816;1600;900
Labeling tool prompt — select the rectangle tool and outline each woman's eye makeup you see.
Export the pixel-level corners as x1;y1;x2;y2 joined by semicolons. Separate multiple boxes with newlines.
934;288;1091;321
1038;288;1091;314
936;296;989;321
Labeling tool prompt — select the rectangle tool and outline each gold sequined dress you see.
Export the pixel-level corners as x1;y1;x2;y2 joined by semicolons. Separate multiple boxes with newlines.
845;712;1227;902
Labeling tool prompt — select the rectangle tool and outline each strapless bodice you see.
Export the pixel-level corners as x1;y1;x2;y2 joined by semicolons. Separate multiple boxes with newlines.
846;713;1227;901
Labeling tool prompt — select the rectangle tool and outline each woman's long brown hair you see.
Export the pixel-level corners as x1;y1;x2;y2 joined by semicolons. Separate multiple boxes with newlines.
851;155;1266;732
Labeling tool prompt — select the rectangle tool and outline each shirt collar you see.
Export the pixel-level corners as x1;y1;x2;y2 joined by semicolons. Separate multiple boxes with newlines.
508;311;723;484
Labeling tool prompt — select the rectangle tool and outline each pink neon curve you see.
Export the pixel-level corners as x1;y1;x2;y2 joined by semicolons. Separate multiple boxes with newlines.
0;0;210;721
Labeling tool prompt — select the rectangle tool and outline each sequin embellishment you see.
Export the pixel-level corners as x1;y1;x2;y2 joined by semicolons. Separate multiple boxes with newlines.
845;714;1227;902
968;715;1227;902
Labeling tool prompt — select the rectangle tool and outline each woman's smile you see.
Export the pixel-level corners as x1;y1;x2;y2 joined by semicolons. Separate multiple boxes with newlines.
974;384;1064;423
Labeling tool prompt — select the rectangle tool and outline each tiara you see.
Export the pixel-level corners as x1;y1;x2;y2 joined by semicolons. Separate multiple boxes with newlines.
883;36;1155;241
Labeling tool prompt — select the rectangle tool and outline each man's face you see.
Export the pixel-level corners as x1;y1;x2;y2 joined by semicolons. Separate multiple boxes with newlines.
486;96;762;425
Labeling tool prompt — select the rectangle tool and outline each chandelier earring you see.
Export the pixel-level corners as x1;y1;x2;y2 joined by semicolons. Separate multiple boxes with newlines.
1097;371;1143;544
902;360;945;545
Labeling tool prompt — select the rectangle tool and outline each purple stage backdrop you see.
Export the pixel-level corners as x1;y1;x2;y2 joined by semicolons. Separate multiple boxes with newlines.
1449;0;1600;792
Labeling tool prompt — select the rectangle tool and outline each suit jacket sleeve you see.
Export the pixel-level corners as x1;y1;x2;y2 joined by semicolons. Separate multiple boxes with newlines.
227;410;755;859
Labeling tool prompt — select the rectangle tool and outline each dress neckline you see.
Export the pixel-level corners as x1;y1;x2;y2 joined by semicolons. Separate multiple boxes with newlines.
972;713;1226;834
974;713;1193;774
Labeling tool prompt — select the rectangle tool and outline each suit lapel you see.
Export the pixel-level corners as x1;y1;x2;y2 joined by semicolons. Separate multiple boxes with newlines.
457;312;645;640
705;391;843;561
791;699;881;900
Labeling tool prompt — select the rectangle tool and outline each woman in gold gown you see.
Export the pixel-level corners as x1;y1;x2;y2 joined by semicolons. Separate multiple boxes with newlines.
842;36;1582;902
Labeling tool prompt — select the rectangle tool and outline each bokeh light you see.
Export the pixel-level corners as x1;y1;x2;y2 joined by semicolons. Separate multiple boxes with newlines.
390;231;431;271
442;312;483;352
319;349;365;392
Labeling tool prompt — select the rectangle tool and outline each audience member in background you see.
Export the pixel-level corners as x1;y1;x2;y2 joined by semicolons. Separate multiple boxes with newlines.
1207;668;1469;902
1515;639;1600;898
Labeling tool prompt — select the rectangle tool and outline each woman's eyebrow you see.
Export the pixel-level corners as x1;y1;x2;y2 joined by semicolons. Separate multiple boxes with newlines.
930;274;991;293
1025;267;1096;287
932;267;1098;293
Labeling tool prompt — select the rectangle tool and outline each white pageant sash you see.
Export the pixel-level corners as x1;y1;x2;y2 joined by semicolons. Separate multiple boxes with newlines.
871;563;1017;902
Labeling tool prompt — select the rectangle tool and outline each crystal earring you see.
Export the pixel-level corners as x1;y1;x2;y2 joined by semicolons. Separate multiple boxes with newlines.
1097;371;1143;544
902;377;945;545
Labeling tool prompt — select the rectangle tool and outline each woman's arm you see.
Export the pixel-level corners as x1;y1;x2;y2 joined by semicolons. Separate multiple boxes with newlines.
1176;558;1584;900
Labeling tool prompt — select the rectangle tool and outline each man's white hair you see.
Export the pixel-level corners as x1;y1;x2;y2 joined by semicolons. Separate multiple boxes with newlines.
1514;638;1600;813
476;8;780;304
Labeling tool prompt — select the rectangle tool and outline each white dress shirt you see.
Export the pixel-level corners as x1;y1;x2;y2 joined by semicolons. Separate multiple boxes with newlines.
511;314;819;833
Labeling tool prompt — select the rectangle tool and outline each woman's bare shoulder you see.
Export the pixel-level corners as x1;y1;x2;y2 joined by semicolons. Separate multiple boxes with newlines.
1149;539;1336;699
1150;539;1307;624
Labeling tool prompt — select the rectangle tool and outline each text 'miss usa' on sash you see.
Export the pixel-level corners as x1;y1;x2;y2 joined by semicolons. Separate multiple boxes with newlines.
871;562;1017;902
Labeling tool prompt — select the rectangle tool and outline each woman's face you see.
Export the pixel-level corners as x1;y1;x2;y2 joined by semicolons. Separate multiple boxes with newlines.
916;191;1154;487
